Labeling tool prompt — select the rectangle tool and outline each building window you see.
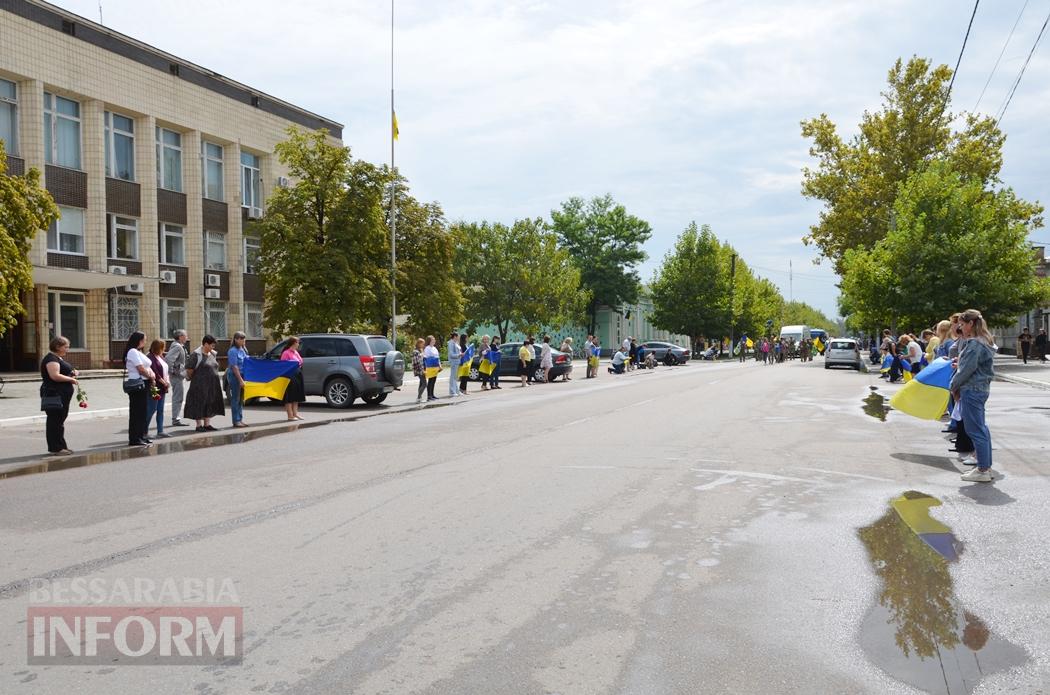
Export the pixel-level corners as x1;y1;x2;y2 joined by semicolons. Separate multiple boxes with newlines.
202;141;224;201
0;78;17;156
107;214;139;260
43;92;81;169
245;303;264;338
104;111;135;181
243;234;261;274
156;127;182;192
241;151;262;217
205;230;226;270
47;206;85;254
160;298;186;340
205;300;227;338
110;295;140;341
161;223;185;265
48;291;85;349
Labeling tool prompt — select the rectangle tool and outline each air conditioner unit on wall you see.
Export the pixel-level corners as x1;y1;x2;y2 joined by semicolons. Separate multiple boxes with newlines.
206;274;221;287
125;283;143;294
110;265;127;275
205;288;221;299
159;270;177;284
276;176;290;188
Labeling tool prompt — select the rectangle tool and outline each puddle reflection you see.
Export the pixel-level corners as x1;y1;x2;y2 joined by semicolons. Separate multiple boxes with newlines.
858;492;1026;693
862;391;891;421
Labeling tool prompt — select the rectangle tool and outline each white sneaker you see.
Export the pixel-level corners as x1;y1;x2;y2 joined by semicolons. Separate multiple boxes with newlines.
961;468;993;482
958;453;977;464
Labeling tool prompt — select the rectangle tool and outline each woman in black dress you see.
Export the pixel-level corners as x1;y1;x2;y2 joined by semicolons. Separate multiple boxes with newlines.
40;336;78;455
280;336;306;420
183;334;225;431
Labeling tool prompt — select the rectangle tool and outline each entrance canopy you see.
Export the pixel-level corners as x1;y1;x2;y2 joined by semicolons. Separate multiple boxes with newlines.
32;266;160;290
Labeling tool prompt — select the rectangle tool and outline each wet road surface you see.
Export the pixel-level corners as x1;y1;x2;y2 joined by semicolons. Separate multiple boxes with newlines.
1;360;1047;693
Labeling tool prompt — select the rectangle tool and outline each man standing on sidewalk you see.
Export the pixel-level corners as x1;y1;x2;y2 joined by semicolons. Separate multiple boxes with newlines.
166;329;190;426
447;331;461;397
1036;328;1048;363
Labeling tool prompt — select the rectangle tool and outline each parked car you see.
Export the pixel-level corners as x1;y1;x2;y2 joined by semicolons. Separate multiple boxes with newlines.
824;338;862;370
467;342;572;383
262;334;405;407
640;341;691;365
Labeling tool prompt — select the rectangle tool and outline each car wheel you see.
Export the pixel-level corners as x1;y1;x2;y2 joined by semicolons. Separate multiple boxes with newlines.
469;367;481;381
824;362;830;369
533;367;546;383
361;392;387;406
324;377;355;408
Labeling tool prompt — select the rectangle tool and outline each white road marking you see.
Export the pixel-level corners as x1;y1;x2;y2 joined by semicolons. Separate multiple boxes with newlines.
795;467;894;482
558;465;618;470
694;458;735;464
694;475;738;491
690;468;826;485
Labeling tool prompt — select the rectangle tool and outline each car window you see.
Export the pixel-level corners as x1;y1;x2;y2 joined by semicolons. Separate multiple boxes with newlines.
300;338;340;358
265;340;288;359
336;339;359;357
501;345;518;356
367;337;393;355
830;341;854;350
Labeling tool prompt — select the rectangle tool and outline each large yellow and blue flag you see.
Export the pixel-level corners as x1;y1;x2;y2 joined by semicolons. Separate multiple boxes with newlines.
889;357;953;420
424;354;441;379
241;358;299;401
479;346;500;375
457;345;475;378
880;354;894;373
814;337;824;353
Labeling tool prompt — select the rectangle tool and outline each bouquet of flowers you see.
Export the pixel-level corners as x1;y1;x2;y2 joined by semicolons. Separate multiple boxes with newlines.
150;383;161;401
76;384;88;409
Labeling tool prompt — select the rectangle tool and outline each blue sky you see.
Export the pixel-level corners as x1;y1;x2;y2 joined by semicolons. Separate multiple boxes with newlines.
56;0;1050;317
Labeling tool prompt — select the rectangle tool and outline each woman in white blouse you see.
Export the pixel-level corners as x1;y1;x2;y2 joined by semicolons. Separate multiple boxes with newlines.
124;331;155;447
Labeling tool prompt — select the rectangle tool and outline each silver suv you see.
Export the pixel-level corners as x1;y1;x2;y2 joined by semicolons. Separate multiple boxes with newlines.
264;334;405;407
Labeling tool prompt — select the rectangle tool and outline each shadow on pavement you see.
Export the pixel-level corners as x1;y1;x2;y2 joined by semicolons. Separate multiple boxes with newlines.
890;452;959;473
959;484;1016;506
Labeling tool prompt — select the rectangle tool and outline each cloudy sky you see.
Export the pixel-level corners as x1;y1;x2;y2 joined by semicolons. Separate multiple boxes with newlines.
55;0;1050;316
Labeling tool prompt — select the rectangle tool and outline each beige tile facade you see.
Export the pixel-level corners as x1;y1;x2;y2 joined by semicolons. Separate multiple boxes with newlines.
1;1;342;369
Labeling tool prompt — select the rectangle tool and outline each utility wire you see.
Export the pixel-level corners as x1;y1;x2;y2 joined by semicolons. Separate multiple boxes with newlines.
995;7;1050;125
946;0;982;103
973;0;1028;113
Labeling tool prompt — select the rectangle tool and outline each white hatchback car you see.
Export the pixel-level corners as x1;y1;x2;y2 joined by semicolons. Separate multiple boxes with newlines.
824;338;862;370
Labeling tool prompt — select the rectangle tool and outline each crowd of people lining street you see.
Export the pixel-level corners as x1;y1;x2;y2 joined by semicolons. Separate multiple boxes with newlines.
733;336;819;364
875;310;998;483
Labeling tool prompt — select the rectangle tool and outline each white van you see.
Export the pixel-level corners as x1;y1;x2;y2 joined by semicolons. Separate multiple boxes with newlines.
779;325;811;343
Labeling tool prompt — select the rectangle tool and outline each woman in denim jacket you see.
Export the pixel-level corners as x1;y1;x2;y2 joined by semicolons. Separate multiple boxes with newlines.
949;309;997;482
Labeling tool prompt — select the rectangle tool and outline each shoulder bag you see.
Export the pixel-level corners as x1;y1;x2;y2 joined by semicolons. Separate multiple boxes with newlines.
39;384;63;412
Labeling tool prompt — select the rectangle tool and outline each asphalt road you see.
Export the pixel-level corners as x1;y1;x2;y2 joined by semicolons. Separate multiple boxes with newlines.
1;360;1047;694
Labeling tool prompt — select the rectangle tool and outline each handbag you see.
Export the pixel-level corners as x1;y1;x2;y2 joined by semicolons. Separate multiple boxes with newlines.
122;365;147;394
39;384;63;412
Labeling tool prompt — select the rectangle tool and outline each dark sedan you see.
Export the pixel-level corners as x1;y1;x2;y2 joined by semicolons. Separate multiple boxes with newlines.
640;341;691;365
467;342;572;383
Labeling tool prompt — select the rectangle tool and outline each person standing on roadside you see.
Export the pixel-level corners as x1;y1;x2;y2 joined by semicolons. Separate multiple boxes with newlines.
518;341;531;387
280;337;306;421
525;336;537;384
423;336;441;401
1018;327;1033;364
559;336;574;380
40;336;78;455
412;338;426;402
952;309;998;482
489;337;502;389
540;335;554;383
166;329;189;427
458;333;471;395
184;335;224;432
1035;328;1048;363
145;339;171;439
124;331;155;447
226;331;249;428
583;335;595;378
447;331;462;397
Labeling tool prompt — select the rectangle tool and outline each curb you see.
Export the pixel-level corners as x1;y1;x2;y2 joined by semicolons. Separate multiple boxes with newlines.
995;374;1050;391
0;407;129;429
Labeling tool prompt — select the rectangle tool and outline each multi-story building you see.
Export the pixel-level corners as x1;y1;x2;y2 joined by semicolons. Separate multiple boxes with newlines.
0;0;342;370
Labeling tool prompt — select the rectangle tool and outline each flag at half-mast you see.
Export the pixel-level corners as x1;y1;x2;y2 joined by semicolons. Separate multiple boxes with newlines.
457;345;476;378
392;110;399;141
242;358;300;401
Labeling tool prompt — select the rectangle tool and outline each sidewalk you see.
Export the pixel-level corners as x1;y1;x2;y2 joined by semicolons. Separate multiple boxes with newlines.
993;355;1050;391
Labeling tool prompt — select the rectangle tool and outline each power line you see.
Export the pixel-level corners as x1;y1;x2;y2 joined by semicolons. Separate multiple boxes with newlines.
947;0;981;103
973;0;1028;113
995;7;1050;125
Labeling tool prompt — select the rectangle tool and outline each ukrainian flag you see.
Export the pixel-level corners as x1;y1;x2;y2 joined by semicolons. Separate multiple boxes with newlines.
242;358;300;401
457;345;475;379
588;345;600;368
479;347;499;375
745;337;754;349
880;354;894;373
424;355;441;379
890;491;958;562
889;357;953;420
814;337;824;353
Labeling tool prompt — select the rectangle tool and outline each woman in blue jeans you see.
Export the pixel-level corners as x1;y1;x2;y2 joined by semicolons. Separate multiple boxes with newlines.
949;309;997;483
226;331;249;428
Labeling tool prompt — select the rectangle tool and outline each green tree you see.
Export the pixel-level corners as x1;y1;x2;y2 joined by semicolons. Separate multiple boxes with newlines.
801;57;1006;273
550;194;652;333
257;128;390;335
840;162;1047;329
780;300;837;333
455;218;585;341
382;176;463;338
0;141;58;338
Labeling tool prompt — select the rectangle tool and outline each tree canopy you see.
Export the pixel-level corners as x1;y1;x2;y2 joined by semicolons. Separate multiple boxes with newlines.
455;218;584;341
550;194;651;333
0;141;58;338
801;57;1006;274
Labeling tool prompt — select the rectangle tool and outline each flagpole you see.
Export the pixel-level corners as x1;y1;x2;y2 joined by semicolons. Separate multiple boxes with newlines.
389;0;397;349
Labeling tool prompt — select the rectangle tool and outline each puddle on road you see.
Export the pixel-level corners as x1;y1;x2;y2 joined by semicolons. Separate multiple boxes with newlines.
857;491;1027;693
0;402;453;481
862;391;891;421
